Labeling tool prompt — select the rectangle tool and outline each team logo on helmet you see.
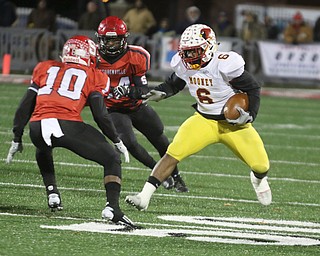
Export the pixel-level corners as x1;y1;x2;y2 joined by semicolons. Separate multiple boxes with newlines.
179;24;217;70
61;35;97;67
96;16;130;56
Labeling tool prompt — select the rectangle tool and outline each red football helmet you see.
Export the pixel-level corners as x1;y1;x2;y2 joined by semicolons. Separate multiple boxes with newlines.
61;35;97;67
96;16;130;56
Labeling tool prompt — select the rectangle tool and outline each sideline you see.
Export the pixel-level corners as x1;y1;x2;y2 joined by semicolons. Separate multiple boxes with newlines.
261;87;320;99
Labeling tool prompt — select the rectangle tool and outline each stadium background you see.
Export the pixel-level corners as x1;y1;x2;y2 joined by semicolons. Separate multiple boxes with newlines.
9;0;320;28
2;1;320;87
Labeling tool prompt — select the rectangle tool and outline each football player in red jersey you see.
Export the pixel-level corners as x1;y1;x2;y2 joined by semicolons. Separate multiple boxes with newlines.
96;16;189;192
126;24;271;211
5;35;137;228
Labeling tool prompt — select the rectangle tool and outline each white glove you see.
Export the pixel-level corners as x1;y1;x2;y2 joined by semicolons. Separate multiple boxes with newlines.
226;106;253;125
6;141;23;164
114;140;130;163
113;85;130;99
142;90;166;103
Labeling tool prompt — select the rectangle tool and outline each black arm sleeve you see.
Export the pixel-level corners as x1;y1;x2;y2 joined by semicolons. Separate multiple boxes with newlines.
154;72;186;98
88;91;120;143
13;84;38;142
229;70;261;120
128;75;150;99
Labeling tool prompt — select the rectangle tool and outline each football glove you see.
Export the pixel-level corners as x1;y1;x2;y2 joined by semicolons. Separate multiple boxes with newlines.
142;89;166;103
226;106;253;125
113;85;130;99
114;140;130;163
6;141;23;164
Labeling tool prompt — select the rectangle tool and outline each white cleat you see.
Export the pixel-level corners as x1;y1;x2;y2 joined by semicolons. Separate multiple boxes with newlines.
250;171;272;206
125;194;149;211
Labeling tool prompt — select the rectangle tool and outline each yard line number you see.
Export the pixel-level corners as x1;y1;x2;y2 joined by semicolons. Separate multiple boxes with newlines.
41;215;320;246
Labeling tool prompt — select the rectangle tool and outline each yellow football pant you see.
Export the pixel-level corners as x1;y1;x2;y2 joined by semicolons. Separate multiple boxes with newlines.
167;112;269;173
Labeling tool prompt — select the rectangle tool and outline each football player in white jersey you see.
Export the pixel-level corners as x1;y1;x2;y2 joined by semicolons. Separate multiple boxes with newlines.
125;24;271;210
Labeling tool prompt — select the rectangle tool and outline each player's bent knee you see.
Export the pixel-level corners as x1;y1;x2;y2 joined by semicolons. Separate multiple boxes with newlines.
251;163;269;174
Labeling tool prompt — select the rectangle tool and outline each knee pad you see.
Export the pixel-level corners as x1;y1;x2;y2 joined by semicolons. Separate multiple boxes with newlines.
103;151;122;179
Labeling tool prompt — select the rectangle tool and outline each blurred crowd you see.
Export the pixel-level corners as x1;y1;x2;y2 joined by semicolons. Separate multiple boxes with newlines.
1;0;320;45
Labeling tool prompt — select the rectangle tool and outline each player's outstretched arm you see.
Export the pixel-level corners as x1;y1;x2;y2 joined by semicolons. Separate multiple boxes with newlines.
6;85;38;164
154;72;186;99
141;90;166;103
89;92;120;142
88;92;130;163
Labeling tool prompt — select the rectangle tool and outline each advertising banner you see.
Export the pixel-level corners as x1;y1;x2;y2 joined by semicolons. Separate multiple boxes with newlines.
258;41;320;80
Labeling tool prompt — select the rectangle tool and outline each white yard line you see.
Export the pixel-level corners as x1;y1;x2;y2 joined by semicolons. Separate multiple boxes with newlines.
2;139;320;152
2;155;320;169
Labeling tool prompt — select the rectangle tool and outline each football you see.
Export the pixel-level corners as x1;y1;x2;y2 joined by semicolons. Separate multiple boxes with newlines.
223;93;249;120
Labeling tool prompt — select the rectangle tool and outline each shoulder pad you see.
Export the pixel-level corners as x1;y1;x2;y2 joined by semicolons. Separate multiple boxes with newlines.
127;45;151;73
170;53;180;68
170;53;187;78
128;45;150;56
217;51;245;74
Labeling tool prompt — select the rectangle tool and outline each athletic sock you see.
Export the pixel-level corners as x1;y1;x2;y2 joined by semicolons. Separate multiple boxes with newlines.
105;182;121;210
252;170;268;179
147;176;161;188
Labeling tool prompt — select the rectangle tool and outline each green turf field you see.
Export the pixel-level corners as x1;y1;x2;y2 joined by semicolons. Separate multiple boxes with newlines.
0;83;319;256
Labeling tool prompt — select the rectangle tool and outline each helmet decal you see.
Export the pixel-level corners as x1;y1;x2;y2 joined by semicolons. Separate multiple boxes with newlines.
96;16;129;56
179;24;217;70
61;35;97;67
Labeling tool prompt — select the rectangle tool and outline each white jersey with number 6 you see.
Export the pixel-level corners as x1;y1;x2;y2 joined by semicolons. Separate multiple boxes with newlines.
170;51;245;115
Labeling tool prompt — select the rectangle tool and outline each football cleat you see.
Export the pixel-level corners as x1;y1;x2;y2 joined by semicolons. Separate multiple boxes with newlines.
101;204;139;229
174;176;189;193
125;194;149;211
162;176;174;190
250;171;272;206
48;193;63;212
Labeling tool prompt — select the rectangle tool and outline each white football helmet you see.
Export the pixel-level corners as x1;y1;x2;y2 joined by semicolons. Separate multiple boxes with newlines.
179;24;218;70
61;35;97;67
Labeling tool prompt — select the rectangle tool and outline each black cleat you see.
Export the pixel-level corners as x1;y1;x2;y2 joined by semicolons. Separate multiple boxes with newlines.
162;176;174;190
101;204;141;229
174;176;189;193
